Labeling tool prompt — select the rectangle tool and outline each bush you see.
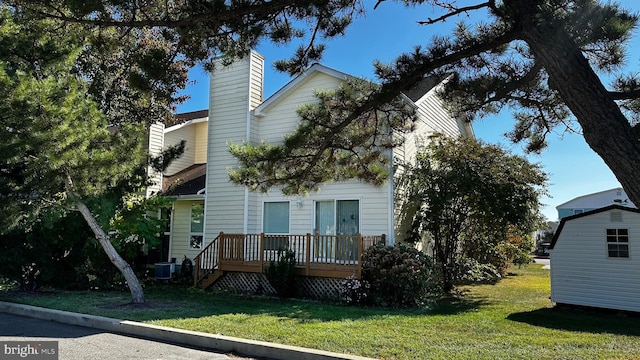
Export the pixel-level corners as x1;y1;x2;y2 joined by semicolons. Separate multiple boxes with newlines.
453;257;502;285
0;209;93;291
339;275;371;306
360;244;442;307
0;205;154;292
264;248;298;298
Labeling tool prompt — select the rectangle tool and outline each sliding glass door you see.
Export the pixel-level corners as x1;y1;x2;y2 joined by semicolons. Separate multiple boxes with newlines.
314;200;359;261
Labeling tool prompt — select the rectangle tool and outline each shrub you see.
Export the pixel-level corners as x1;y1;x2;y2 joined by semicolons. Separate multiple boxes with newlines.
453;257;502;285
339;275;371;306
0;209;93;291
0;205;154;292
361;244;442;307
264;248;298;298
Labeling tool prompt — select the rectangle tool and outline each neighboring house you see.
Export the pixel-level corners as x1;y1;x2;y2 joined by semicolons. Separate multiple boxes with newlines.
146;110;209;264
556;188;636;219
549;205;640;313
149;51;473;289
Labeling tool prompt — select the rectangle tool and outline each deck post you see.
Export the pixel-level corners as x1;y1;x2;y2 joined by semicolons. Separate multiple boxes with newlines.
357;234;364;278
259;233;265;270
305;233;311;276
381;233;387;246
194;255;200;287
217;231;224;270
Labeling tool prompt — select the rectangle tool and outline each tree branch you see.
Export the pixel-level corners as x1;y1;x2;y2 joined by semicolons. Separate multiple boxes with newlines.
418;1;493;25
609;89;640;100
19;0;320;29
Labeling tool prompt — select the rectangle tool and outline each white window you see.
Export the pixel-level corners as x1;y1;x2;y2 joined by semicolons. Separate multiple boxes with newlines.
315;200;360;236
189;203;204;250
263;202;290;233
606;228;629;258
263;202;290;250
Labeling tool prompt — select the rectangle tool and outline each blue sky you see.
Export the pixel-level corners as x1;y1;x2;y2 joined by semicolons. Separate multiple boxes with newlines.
175;1;640;221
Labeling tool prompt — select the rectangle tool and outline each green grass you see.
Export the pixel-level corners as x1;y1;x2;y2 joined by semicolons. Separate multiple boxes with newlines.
2;264;640;359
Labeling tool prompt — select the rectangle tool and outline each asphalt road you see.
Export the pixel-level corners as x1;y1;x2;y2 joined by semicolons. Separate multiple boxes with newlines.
0;312;251;360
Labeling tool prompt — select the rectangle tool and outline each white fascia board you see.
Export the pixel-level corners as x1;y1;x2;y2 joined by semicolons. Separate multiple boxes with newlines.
169;194;206;201
164;117;208;134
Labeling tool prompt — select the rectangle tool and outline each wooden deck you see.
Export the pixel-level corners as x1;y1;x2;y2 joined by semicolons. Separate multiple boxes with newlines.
194;232;386;289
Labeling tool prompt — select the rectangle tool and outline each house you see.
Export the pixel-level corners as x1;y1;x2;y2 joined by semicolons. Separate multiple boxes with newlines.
144;110;209;264
556;188;635;219
549;205;640;313
150;51;473;291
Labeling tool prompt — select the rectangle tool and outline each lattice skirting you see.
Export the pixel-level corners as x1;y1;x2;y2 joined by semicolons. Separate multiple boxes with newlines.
211;272;343;300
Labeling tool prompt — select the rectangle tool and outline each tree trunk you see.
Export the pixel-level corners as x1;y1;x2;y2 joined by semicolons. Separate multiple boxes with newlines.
511;0;640;209
65;177;145;304
75;200;146;304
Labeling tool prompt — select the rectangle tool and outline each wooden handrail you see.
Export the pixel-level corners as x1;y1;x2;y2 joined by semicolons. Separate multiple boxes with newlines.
193;232;221;287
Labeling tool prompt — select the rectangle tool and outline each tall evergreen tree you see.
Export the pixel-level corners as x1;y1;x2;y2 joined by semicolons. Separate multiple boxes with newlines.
0;6;188;303
12;1;640;214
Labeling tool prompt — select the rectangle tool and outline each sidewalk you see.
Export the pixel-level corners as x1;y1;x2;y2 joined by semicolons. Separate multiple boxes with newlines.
0;301;376;360
533;256;550;269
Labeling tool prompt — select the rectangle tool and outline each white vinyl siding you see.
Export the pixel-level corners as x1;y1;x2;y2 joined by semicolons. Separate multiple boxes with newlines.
550;209;640;312
257;72;343;143
205;52;264;240
145;122;164;197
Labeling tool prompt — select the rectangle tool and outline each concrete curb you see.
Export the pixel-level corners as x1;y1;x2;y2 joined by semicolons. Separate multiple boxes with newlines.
0;301;376;360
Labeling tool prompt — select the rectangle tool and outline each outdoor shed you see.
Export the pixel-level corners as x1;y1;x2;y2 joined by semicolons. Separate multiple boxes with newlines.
550;205;640;313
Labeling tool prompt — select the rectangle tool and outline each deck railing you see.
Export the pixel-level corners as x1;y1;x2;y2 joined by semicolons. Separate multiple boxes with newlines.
194;232;386;286
193;235;219;287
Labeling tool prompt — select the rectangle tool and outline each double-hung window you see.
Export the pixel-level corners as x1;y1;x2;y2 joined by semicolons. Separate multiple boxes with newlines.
189;203;204;250
606;228;629;258
263;202;290;250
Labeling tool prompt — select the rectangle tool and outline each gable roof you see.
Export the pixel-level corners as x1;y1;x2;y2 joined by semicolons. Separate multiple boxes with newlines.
402;76;442;102
555;187;634;209
549;204;640;249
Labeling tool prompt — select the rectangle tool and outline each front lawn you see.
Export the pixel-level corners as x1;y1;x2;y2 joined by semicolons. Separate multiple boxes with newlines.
2;264;639;359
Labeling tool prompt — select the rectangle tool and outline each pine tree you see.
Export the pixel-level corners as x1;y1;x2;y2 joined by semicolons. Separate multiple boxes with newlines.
13;1;640;211
0;6;188;303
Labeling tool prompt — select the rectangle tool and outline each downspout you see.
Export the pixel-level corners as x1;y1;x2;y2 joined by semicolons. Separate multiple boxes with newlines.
167;201;175;263
388;148;395;246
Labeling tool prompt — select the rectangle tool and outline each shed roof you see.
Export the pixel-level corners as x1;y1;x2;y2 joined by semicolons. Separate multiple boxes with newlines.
549;204;640;249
